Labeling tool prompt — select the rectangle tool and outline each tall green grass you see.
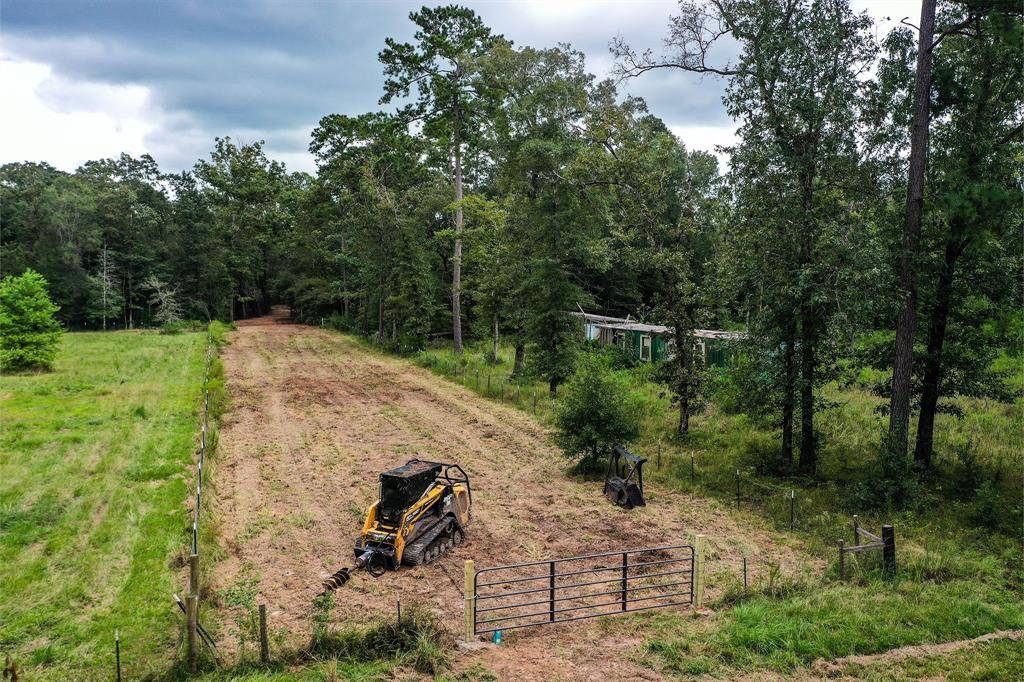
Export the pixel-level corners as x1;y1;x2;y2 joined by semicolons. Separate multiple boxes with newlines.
0;329;208;679
413;339;1023;677
413;341;566;423
642;575;1022;675
414;341;1021;539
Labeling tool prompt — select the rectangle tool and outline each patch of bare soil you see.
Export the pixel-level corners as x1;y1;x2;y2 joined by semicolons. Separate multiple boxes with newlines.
213;312;815;680
810;629;1024;679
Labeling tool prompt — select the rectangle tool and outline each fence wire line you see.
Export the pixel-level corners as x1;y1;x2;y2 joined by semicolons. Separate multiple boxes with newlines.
191;334;215;556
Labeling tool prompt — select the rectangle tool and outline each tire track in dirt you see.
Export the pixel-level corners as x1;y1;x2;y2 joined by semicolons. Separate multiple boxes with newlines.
213;314;817;680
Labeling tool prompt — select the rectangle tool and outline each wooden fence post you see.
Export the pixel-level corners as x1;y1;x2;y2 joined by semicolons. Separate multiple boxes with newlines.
838;540;845;580
463;560;475;642
258;604;269;665
694;534;706;608
3;655;18;682
789;490;795;530
852;515;860;545
882;525;896;577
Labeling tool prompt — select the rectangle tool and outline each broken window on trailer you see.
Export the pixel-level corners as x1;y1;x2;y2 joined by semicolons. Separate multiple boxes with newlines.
641;335;652;361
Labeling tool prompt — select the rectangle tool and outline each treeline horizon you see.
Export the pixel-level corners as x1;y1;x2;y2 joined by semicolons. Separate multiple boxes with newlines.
2;1;1020;490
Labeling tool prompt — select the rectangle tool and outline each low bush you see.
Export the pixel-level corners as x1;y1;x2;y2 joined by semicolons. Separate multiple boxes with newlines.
852;435;917;511
160;319;205;334
208;320;234;347
554;353;645;471
306;601;451;675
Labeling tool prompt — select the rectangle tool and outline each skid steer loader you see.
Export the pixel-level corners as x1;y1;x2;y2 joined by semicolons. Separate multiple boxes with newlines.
322;459;471;591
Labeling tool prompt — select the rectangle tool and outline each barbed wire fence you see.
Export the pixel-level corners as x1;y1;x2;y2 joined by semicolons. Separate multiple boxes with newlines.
181;330;220;672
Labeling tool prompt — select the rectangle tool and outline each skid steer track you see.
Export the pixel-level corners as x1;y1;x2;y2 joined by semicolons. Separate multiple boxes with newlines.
403;517;464;566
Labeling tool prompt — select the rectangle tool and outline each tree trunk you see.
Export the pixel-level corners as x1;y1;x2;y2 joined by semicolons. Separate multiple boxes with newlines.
341;233;350;318
914;234;964;468
492;315;500;360
799;327;816;476
781;324;796;470
451;108;464;354
676;332;693;435
889;0;937;460
513;341;525;377
378;295;384;340
126;273;133;329
678;388;690;435
101;248;108;331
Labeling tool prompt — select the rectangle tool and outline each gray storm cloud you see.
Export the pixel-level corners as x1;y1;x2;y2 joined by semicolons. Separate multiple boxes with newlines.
3;0;735;171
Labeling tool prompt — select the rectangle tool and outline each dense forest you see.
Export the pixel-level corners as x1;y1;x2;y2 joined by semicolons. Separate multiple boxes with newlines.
2;1;1020;487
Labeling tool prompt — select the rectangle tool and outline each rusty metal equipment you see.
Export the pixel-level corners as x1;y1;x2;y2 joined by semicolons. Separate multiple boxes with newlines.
603;444;646;509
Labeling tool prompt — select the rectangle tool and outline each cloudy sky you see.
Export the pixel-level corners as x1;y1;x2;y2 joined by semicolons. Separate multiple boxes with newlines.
1;0;920;174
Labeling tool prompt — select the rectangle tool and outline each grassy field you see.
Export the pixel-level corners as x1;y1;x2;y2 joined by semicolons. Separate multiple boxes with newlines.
414;339;1024;678
0;330;208;679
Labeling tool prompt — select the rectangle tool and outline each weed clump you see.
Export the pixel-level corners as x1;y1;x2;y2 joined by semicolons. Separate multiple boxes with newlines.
306;599;452;675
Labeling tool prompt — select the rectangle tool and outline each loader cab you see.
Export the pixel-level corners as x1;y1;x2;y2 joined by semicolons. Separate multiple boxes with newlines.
378;460;442;525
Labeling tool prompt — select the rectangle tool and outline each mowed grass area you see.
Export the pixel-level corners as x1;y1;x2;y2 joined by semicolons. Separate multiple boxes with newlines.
0;330;207;679
414;340;1024;677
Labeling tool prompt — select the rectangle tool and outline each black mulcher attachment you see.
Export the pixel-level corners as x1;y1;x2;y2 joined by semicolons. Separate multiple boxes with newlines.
603;444;646;509
321;459;472;593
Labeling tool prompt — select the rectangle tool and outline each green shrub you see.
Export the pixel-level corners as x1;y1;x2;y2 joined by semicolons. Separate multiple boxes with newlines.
971;479;1004;531
160;319;204;335
853;435;917;511
325;313;354;332
581;339;640;370
207;319;234;346
0;269;63;371
307;602;451;675
554;353;644;471
951;441;983;501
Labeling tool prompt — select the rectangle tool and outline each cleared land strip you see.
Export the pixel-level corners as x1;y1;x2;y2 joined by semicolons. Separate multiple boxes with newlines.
214;315;811;679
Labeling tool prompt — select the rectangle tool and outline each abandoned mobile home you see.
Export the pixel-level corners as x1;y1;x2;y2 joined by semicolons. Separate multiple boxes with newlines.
571;310;745;367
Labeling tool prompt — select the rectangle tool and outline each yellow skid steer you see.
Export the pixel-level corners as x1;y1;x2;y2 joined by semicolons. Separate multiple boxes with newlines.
323;459;471;591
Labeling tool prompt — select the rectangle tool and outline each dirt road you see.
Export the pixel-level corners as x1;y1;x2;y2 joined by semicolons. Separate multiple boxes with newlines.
213;313;811;679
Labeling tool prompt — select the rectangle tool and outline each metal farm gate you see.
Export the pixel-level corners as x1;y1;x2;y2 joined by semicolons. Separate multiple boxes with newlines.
466;544;699;638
